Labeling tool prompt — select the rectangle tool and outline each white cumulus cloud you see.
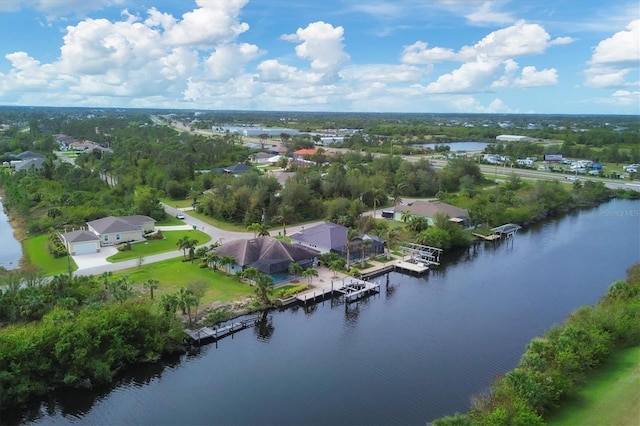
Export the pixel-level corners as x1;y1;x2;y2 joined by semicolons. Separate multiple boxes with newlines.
584;19;639;88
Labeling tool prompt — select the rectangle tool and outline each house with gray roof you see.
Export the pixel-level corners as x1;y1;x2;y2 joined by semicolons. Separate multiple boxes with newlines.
13;157;44;172
86;215;155;247
59;230;101;255
289;222;347;254
393;200;468;226
290;223;386;263
215;236;319;275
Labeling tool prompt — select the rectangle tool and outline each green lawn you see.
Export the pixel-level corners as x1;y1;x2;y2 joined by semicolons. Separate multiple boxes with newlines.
107;230;211;262
159;197;193;209
113;257;254;305
22;234;77;276
546;345;640;426
155;215;184;226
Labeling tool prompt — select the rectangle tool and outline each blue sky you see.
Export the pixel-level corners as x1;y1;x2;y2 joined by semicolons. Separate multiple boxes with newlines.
0;0;638;114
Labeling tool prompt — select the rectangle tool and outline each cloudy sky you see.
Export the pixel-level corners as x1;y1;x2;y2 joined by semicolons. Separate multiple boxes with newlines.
1;0;638;114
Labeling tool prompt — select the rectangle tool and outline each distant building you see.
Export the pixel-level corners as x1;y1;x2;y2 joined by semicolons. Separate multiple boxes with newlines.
496;135;535;143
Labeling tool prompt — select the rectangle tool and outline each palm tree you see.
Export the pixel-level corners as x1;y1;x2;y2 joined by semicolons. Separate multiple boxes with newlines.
219;255;236;275
408;215;429;233
391;182;406;207
361;238;372;268
369;187;385;218
176;287;191;315
161;293;178;314
186;238;199;263
384;227;401;260
242;266;260;284
302;267;318;286
345;228;360;267
401;210;413;224
274;203;294;237
257;223;270;237
176;236;189;260
144;279;159;300
254;273;274;306
247;222;261;238
288;262;303;279
329;260;343;278
206;252;220;270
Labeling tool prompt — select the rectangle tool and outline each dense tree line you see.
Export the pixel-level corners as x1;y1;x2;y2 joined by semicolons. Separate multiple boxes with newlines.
433;263;640;425
0;272;184;408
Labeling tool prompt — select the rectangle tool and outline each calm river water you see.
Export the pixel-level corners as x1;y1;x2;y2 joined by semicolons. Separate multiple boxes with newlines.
0;197;22;270
4;199;640;425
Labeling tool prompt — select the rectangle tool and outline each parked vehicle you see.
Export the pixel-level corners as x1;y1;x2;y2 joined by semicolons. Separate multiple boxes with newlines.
176;214;185;220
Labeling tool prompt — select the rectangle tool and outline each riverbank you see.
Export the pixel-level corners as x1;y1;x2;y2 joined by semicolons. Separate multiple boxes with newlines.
3;198;638;425
546;345;640;426
432;263;640;425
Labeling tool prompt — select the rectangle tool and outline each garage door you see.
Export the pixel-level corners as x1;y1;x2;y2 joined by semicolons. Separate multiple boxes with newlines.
73;242;98;255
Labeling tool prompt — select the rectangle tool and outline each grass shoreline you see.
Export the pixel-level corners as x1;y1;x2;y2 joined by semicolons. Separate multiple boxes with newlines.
546;345;640;425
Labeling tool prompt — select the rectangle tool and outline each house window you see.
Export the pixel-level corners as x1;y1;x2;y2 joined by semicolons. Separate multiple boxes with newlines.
116;234;121;241
104;235;109;242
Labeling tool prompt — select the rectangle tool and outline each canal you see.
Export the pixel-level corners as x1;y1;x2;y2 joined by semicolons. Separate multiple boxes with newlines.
4;198;639;425
0;196;22;270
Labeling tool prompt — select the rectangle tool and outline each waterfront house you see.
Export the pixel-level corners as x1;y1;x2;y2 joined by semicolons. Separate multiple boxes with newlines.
214;236;319;275
394;200;469;227
290;222;347;254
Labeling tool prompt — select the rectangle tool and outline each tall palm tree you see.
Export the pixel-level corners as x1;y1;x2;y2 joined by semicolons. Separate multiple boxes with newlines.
345;228;360;267
369;187;385;218
302;267;318;286
384;227;401;260
391;182;406;207
176;236;189;260
361;238;372;268
186;238;199;263
274;203;294;237
254;273;274;306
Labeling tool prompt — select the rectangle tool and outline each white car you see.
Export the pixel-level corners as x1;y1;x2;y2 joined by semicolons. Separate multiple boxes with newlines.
565;176;579;182
175;214;185;220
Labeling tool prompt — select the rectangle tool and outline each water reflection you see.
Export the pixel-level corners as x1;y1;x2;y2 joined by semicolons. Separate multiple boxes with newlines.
3;354;182;425
254;311;275;342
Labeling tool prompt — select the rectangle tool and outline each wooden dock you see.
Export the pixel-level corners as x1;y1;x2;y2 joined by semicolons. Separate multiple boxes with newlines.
394;260;429;274
472;232;501;241
293;277;380;305
184;316;260;344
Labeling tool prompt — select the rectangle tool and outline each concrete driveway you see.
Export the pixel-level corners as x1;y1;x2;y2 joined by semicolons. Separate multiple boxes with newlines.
72;246;118;271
